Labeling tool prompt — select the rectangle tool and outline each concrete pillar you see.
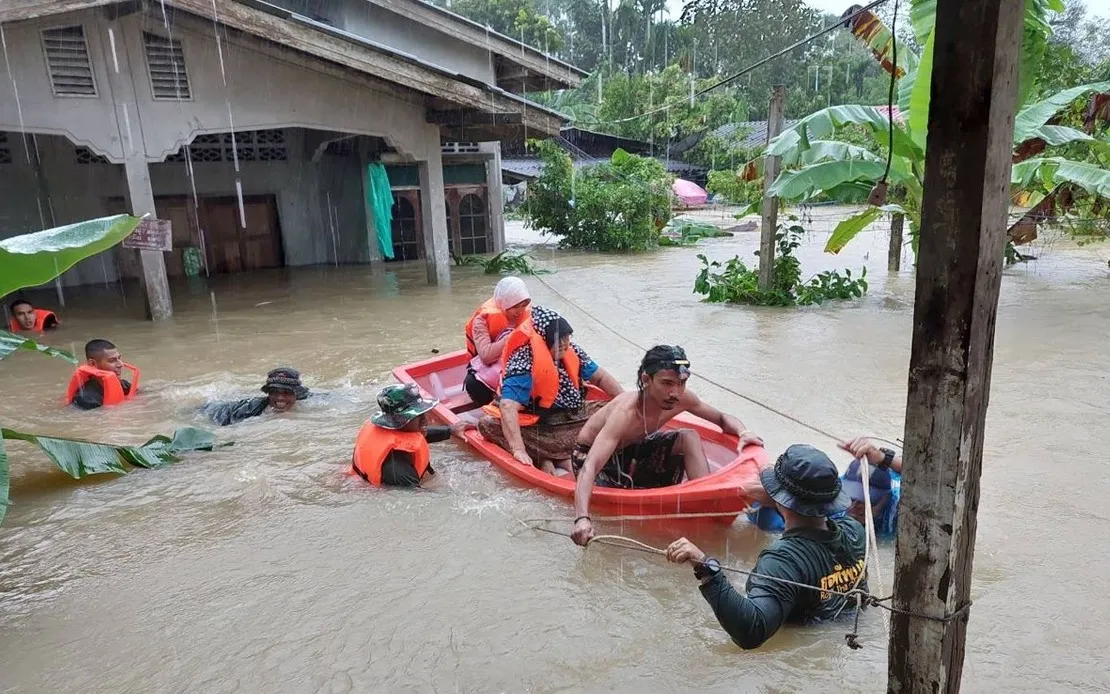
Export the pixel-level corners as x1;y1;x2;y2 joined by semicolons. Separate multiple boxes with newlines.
481;141;506;253
358;139;385;266
123;158;173;321
417;142;451;286
101;14;171;320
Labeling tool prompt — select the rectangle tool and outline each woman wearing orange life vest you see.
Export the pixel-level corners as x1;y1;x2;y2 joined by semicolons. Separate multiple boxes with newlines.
66;339;140;410
463;276;532;406
352;383;472;487
478;305;623;476
8;299;60;333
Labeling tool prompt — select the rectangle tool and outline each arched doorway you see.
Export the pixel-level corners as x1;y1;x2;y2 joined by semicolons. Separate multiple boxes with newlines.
390;194;421;260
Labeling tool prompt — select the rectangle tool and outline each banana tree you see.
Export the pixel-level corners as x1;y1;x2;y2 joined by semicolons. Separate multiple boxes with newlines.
750;0;1110;257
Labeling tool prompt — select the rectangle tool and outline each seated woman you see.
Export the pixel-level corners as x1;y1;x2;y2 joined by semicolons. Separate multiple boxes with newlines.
478;306;623;476
464;276;532;406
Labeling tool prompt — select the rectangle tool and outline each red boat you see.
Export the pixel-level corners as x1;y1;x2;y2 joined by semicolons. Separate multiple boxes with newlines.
393;350;768;521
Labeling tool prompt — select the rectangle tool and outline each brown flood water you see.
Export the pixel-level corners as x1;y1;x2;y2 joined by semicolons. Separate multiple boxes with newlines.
2;207;1109;692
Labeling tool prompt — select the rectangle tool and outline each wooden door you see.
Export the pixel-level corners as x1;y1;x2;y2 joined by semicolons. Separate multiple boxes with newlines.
200;195;283;273
389;190;422;261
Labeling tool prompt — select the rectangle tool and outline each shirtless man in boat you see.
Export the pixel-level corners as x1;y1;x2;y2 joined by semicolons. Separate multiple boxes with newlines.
570;345;762;546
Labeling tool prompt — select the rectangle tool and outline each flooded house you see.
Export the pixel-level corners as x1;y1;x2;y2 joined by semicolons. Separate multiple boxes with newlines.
0;0;583;318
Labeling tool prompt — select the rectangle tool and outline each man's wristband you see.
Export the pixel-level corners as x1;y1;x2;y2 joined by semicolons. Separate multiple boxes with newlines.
574;515;591;525
878;448;896;470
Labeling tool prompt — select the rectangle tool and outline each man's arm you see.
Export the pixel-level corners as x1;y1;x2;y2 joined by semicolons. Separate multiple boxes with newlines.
667;538;796;650
586;367;624;397
71;378;105;410
570;411;627;546
840;437;902;473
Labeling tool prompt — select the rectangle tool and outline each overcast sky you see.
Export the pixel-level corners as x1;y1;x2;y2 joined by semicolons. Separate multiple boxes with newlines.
664;0;1110;20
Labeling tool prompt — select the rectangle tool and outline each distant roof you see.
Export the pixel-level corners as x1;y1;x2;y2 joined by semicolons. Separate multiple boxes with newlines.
713;119;802;149
502;156;706;181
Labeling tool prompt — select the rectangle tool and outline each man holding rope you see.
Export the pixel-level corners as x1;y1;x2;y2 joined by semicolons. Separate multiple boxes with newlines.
665;445;867;649
570;346;762;546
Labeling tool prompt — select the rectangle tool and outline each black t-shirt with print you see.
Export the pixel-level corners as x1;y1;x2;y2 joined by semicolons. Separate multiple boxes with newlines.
698;517;868;649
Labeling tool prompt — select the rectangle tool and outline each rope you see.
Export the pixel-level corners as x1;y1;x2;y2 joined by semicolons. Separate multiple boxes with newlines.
521;511;745;523
531;273;848;445
520;518;973;644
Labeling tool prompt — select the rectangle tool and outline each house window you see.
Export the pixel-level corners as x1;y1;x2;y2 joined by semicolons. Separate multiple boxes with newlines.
0;132;11;164
390;195;421;261
144;32;191;100
458;193;488;255
41;25;97;97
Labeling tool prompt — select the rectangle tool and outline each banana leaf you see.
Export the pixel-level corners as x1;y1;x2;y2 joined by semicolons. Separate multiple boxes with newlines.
0;426;228;525
768;160;912;201
739;140;883;179
1013;82;1110;143
0;215;141;298
907;31;935;152
841;4;918;79
0;330;78;364
909;0;937;47
766;105;923;162
1012;157;1110;198
825;207;883;254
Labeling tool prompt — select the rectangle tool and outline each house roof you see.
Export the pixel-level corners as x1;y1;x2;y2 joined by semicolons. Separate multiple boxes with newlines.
363;0;587;91
502;156;706;181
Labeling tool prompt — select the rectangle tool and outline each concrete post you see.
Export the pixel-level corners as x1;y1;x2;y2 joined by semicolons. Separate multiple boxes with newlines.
123;158;173;321
481;141;506;253
102;14;172;320
758;85;787;292
417;138;451;285
359;139;385;266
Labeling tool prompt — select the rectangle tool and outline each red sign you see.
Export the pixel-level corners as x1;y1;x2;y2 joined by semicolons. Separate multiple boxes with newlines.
122;218;173;252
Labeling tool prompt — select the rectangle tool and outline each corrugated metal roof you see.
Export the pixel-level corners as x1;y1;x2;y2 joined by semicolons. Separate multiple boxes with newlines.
502;156;706;181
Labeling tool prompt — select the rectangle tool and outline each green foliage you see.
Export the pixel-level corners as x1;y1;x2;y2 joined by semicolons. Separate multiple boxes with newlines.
659;218;731;246
0;215;141;298
453;251;552;275
0;426;227;526
523;141;672;251
693;225;867;307
0;330;78;364
446;0;563;51
706;170;763;206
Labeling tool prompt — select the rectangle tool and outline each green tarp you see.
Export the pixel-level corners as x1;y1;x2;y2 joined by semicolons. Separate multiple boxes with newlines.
367;163;395;259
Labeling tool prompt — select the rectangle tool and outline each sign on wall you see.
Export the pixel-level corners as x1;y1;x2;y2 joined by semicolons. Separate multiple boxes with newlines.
122;218;173;252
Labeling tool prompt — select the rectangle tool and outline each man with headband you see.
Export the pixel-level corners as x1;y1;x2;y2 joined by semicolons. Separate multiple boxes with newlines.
570;345;762;546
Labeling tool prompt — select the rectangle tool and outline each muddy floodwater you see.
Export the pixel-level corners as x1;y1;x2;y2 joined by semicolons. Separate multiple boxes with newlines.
2;208;1108;692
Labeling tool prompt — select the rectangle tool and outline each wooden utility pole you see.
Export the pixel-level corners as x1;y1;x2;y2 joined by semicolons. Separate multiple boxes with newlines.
758;85;786;291
889;1;1022;693
888;212;904;272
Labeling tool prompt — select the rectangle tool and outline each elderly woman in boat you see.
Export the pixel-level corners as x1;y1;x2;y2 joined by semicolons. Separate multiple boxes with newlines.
464;276;533;407
478;306;624;476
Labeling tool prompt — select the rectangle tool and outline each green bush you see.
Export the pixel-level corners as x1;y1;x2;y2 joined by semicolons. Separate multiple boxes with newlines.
524;140;672;252
693;224;868;306
706;169;763;207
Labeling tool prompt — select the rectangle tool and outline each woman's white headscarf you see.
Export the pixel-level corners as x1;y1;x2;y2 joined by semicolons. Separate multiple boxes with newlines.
493;276;530;310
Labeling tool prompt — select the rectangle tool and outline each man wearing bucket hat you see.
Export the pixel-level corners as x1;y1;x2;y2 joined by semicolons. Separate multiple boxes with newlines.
351;383;471;487
202;367;312;426
665;444;867;650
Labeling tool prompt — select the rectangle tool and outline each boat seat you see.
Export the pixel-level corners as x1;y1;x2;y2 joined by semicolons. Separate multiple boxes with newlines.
427;372;465;401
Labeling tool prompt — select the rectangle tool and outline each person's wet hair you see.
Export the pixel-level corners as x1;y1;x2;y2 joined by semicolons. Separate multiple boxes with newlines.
84;339;117;359
638;345;690;392
543;316;573;348
10;299;32;313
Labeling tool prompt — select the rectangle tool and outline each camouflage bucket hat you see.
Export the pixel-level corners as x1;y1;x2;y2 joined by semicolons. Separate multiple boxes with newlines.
371;383;439;430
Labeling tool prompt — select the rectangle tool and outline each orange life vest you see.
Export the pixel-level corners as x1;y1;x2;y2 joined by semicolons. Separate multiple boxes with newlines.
65;363;140;407
8;308;59;333
351;422;431;485
465;299;511;357
482;318;580;426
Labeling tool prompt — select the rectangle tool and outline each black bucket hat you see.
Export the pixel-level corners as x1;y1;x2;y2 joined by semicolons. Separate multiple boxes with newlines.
759;444;851;517
261;367;310;400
